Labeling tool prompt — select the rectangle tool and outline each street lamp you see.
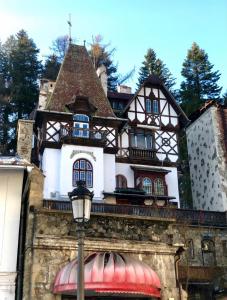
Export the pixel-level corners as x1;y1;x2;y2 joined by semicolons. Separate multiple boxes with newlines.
68;180;93;300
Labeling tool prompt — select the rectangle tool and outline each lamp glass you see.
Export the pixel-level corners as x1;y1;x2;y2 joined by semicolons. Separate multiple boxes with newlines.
71;195;92;223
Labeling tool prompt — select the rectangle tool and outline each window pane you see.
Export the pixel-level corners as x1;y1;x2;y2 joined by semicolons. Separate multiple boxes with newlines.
154;178;164;195
82;123;89;138
146;135;152;149
87;171;92;187
87;162;92;170
80;160;85;169
146;99;152;113
74;161;79;169
73;123;80;137
74;114;89;122
137;133;145;148
80;171;85;181
143;177;152;194
153;100;159;114
130;133;136;147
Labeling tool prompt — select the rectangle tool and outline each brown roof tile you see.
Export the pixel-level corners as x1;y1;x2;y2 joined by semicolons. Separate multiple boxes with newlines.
47;44;116;118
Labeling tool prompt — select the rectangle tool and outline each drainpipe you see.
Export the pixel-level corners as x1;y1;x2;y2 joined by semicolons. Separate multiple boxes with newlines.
15;168;32;300
174;247;184;300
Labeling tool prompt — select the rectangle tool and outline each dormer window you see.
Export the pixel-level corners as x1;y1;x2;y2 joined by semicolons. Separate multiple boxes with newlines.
73;114;89;138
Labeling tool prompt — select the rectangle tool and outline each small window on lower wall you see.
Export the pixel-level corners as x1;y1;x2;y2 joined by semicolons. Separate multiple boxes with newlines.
116;175;127;188
201;238;216;266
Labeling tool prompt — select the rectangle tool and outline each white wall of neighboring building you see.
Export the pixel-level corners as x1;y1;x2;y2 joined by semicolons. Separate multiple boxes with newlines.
0;167;24;300
116;163;180;206
42;145;105;201
186;107;227;211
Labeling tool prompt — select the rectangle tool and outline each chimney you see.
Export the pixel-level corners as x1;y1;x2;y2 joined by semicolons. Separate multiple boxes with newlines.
17;120;34;162
117;85;132;94
38;79;56;110
96;65;107;96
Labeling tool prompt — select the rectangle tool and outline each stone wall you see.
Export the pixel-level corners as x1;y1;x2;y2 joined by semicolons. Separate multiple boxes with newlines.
186;106;227;211
17;120;34;162
23;209;182;300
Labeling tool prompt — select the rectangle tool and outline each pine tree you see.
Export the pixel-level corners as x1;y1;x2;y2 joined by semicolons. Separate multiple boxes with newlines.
0;30;42;152
221;90;227;105
180;42;222;116
137;48;175;90
42;54;61;81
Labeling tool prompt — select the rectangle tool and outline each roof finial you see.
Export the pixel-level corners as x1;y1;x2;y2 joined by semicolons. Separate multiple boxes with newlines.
67;13;72;44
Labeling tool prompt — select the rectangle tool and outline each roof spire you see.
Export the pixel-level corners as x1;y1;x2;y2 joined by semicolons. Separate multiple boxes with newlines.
67;13;72;44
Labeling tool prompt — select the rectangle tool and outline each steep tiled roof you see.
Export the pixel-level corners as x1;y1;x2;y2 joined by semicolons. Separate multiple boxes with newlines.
47;44;116;118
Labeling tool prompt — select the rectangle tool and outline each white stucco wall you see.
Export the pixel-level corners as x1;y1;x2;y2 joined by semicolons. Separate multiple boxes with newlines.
104;154;116;193
42;145;105;201
0;168;24;300
186;107;227;211
42;148;60;199
116;163;179;206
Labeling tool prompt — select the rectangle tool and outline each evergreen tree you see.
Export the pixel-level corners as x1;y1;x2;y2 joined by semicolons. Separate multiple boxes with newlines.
180;42;222;116
0;30;42;152
222;90;227;105
137;48;176;90
42;54;61;80
89;35;119;91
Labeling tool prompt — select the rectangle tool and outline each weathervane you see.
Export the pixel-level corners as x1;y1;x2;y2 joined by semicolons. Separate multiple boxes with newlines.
67;14;72;44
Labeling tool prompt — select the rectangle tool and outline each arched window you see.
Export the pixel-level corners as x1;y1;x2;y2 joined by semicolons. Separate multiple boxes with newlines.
116;175;127;188
73;159;93;187
143;177;152;194
154;178;165;195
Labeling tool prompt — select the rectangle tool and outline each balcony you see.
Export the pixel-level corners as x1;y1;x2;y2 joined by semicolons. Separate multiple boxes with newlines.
43;200;227;227
117;147;157;161
59;125;107;147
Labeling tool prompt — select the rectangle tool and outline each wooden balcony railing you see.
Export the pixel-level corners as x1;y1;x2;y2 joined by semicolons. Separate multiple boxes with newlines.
117;147;156;160
59;125;107;142
43;200;227;227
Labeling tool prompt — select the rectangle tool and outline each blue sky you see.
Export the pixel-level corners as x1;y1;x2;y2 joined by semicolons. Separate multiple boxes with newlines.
0;0;227;93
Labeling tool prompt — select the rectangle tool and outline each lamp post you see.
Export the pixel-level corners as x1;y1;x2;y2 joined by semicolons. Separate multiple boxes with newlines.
68;180;93;300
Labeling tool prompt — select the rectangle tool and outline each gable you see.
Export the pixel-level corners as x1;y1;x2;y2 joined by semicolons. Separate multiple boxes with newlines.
127;85;179;128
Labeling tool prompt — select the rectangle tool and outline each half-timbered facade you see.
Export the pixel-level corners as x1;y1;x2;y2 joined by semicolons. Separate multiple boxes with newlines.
33;44;188;207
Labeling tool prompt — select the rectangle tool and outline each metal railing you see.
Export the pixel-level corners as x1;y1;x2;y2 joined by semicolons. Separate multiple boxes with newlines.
59;125;107;142
43;200;227;227
117;147;156;159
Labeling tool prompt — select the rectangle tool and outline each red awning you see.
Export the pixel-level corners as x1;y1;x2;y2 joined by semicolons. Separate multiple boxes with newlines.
53;252;161;298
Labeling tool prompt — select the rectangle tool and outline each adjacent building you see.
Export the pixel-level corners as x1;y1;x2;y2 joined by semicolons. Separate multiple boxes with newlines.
0;156;31;300
186;101;227;211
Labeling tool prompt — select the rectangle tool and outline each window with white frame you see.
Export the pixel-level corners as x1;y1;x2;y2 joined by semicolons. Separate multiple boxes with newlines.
73;114;89;138
73;159;93;187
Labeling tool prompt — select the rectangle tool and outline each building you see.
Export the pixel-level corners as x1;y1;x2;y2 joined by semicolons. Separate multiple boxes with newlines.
0;155;31;300
186;101;227;211
33;44;188;208
17;44;227;300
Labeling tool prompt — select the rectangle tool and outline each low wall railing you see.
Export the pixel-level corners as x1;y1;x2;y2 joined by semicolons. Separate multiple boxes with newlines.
43;200;227;227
